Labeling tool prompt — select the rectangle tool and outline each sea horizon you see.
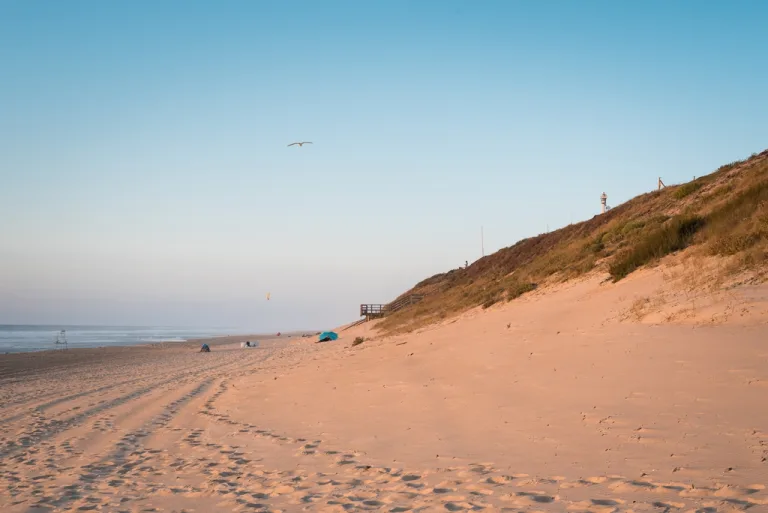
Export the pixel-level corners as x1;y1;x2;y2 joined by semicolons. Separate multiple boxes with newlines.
0;324;250;354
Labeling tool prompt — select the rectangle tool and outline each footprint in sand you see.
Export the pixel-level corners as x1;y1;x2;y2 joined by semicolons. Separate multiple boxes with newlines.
516;491;556;504
652;499;687;510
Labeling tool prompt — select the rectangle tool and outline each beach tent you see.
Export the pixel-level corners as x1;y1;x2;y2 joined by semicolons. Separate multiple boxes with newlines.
318;331;338;342
200;343;211;352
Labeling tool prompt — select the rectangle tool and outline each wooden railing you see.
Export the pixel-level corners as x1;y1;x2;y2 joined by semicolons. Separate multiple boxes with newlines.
360;304;386;317
342;318;368;331
360;294;424;319
386;294;424;313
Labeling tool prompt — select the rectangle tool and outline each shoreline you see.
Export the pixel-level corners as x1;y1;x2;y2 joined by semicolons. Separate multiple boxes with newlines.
0;331;317;378
0;330;318;356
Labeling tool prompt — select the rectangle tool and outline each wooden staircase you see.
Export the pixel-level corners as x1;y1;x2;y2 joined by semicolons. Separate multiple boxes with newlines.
342;318;368;331
359;294;424;321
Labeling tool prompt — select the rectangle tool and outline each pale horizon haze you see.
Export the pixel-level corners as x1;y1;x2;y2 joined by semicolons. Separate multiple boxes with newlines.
1;1;767;330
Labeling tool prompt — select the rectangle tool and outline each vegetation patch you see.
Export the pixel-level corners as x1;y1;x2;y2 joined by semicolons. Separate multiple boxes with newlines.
609;216;705;281
715;159;746;174
584;233;606;254
507;281;537;300
673;181;703;199
705;181;768;256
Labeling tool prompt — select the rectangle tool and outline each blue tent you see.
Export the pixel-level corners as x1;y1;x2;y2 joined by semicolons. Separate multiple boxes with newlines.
318;331;338;342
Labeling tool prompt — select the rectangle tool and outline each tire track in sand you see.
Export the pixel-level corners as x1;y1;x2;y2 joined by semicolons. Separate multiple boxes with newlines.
0;349;269;460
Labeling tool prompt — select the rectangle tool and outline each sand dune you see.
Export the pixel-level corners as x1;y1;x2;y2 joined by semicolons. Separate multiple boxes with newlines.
1;267;767;512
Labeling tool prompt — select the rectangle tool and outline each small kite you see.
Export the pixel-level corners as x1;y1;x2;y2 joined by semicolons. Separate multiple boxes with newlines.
266;292;271;301
287;141;312;147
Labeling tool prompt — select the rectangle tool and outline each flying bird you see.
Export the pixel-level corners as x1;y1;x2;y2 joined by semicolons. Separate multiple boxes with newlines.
287;141;312;147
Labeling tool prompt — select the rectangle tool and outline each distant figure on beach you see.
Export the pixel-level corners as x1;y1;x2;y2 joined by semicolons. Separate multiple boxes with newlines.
199;343;210;353
245;341;251;347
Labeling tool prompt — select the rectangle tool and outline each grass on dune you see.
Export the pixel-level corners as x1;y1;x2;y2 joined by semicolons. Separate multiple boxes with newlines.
377;150;768;334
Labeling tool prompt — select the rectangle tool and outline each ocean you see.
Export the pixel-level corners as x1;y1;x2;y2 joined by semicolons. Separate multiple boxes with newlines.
0;325;241;353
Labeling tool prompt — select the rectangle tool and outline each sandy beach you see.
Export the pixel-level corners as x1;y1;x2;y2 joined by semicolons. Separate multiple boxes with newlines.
5;1;768;511
1;266;768;512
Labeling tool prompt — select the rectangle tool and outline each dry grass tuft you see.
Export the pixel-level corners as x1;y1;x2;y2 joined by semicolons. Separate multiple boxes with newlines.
609;216;705;281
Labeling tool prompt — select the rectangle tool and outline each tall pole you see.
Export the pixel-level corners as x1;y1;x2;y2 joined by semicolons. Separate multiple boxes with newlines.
481;226;484;258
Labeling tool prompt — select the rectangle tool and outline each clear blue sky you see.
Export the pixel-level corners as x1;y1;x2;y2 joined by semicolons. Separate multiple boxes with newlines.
1;1;766;329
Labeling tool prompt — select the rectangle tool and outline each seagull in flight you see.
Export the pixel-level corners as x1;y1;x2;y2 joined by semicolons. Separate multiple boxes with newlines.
287;141;312;147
